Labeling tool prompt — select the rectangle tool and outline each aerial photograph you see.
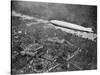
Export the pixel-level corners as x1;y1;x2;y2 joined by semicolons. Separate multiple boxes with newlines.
11;0;97;74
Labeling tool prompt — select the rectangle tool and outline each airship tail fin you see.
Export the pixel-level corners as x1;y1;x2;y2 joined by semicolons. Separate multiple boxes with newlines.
86;28;93;32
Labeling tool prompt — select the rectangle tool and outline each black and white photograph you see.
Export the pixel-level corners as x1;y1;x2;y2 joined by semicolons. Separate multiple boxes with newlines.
11;0;97;74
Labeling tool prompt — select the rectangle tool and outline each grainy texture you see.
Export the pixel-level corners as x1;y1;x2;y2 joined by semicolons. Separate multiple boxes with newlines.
11;1;97;74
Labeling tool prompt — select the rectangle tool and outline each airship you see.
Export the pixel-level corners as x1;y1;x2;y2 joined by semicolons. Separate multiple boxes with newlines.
50;20;93;33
